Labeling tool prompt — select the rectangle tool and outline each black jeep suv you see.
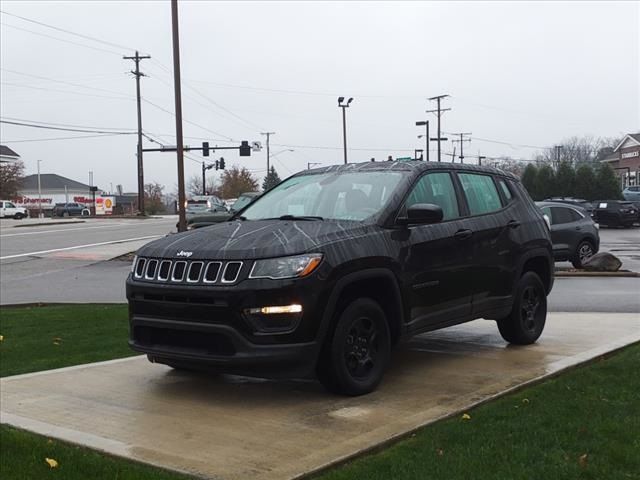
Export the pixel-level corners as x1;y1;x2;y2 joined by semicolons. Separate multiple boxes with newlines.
127;162;553;395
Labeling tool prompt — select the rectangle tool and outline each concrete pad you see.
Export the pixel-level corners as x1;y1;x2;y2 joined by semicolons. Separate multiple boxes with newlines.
2;312;639;480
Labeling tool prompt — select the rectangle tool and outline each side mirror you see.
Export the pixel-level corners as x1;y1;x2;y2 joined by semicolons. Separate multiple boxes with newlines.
398;203;444;226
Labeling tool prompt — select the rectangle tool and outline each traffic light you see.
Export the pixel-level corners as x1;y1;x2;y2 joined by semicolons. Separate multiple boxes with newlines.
215;160;219;170
219;157;226;170
202;141;210;157
239;140;251;157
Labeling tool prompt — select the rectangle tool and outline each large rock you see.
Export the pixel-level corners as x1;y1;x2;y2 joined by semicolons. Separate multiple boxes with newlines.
582;252;622;272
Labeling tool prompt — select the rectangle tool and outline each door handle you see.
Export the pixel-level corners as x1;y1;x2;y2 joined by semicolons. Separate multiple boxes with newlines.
454;229;473;241
507;220;521;229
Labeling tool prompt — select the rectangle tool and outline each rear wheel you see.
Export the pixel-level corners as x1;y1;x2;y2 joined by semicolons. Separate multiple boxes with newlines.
317;298;390;396
62;211;70;217
497;272;547;345
572;240;594;268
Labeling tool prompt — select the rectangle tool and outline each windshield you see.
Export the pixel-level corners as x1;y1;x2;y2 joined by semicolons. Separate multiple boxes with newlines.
232;195;255;211
240;171;404;221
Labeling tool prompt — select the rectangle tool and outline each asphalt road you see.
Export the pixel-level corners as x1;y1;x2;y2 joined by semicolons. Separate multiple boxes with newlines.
0;217;638;313
0;216;176;304
0;217;175;259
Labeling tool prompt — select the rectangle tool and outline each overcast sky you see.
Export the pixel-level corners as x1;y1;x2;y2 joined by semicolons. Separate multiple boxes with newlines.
1;1;638;193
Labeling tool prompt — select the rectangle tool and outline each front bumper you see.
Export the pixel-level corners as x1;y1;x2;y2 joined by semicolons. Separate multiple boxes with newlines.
126;274;328;376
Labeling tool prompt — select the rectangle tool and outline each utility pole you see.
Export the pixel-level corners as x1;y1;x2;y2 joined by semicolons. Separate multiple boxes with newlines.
261;132;275;173
451;147;456;162
415;120;430;161
123;50;151;215
202;161;215;195
171;0;187;232
37;160;43;218
338;97;353;164
451;133;472;163
478;154;486;166
427;95;450;162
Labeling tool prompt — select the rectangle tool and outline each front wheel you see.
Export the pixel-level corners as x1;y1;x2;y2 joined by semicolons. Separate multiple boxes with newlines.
497;272;547;345
572;240;594;268
317;298;391;396
13;213;24;220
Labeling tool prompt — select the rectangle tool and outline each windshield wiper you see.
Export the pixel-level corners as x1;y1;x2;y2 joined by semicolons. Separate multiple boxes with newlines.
268;215;324;221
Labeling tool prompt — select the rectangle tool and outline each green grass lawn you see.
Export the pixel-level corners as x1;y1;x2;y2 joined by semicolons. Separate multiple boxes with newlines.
0;304;638;479
0;304;135;377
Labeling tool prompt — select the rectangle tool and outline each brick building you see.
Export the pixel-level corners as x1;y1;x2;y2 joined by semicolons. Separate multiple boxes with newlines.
600;133;640;187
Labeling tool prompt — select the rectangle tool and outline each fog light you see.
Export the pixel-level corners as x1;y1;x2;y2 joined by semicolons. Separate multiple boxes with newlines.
248;304;303;315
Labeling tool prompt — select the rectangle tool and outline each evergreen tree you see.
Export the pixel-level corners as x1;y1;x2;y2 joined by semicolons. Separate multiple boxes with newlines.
555;161;576;197
520;164;538;200
533;164;556;200
594;163;623;200
262;166;282;191
574;164;596;200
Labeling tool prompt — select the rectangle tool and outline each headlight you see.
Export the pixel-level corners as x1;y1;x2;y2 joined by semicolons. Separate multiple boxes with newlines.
131;255;138;273
249;254;323;280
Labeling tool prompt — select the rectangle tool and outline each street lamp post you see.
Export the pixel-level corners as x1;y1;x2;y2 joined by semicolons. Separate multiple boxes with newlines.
37;160;43;218
338;97;353;164
415;121;429;161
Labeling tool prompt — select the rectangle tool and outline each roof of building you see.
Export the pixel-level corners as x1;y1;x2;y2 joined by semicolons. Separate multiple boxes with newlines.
20;174;93;191
601;153;620;163
613;133;640;152
0;145;20;158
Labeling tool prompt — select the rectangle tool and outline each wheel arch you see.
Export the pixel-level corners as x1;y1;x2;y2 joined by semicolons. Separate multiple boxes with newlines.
517;248;554;295
319;268;405;347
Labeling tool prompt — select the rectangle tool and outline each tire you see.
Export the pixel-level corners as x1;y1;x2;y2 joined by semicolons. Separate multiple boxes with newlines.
571;240;595;268
13;213;24;220
81;209;90;216
497;271;547;345
316;298;391;396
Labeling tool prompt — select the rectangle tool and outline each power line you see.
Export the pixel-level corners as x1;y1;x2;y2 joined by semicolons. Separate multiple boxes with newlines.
2;133;134;143
0;115;134;131
0;21;122;56
0;9;139;52
1;68;132;98
0;119;136;135
0;81;133;101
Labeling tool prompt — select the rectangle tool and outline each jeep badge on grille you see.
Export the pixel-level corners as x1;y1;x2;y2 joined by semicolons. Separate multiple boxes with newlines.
176;250;193;258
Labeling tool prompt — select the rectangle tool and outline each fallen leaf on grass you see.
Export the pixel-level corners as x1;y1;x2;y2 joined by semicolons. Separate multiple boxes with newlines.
45;457;58;468
436;448;444;456
579;453;588;467
0;335;4;342
461;413;471;420
522;398;530;404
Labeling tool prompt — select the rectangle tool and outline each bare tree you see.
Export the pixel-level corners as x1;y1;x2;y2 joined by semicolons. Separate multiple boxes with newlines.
0;160;25;198
186;174;219;197
144;181;166;215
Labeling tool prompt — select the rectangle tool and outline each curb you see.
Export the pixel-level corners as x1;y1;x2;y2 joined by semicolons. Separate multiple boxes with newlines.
11;221;85;228
555;270;639;278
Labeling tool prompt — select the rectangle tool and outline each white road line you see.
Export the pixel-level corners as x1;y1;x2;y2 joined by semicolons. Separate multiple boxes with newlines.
0;235;162;260
0;220;173;238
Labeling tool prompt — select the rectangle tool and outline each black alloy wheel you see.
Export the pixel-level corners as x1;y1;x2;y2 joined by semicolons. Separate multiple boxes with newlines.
317;298;390;396
572;240;594;268
498;271;547;345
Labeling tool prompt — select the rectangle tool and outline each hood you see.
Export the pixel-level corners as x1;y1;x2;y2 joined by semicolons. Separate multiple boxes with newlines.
137;219;373;260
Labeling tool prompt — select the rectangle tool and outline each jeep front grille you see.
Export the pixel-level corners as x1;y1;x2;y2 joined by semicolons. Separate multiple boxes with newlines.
133;257;244;285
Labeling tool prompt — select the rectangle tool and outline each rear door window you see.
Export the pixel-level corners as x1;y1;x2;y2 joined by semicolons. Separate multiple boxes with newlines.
404;172;460;221
458;173;503;215
551;207;581;224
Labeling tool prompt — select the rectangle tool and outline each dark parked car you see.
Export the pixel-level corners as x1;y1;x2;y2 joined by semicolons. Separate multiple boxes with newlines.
543;197;594;217
593;200;638;227
537;201;600;268
186;192;261;229
127;162;554;395
52;202;90;217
